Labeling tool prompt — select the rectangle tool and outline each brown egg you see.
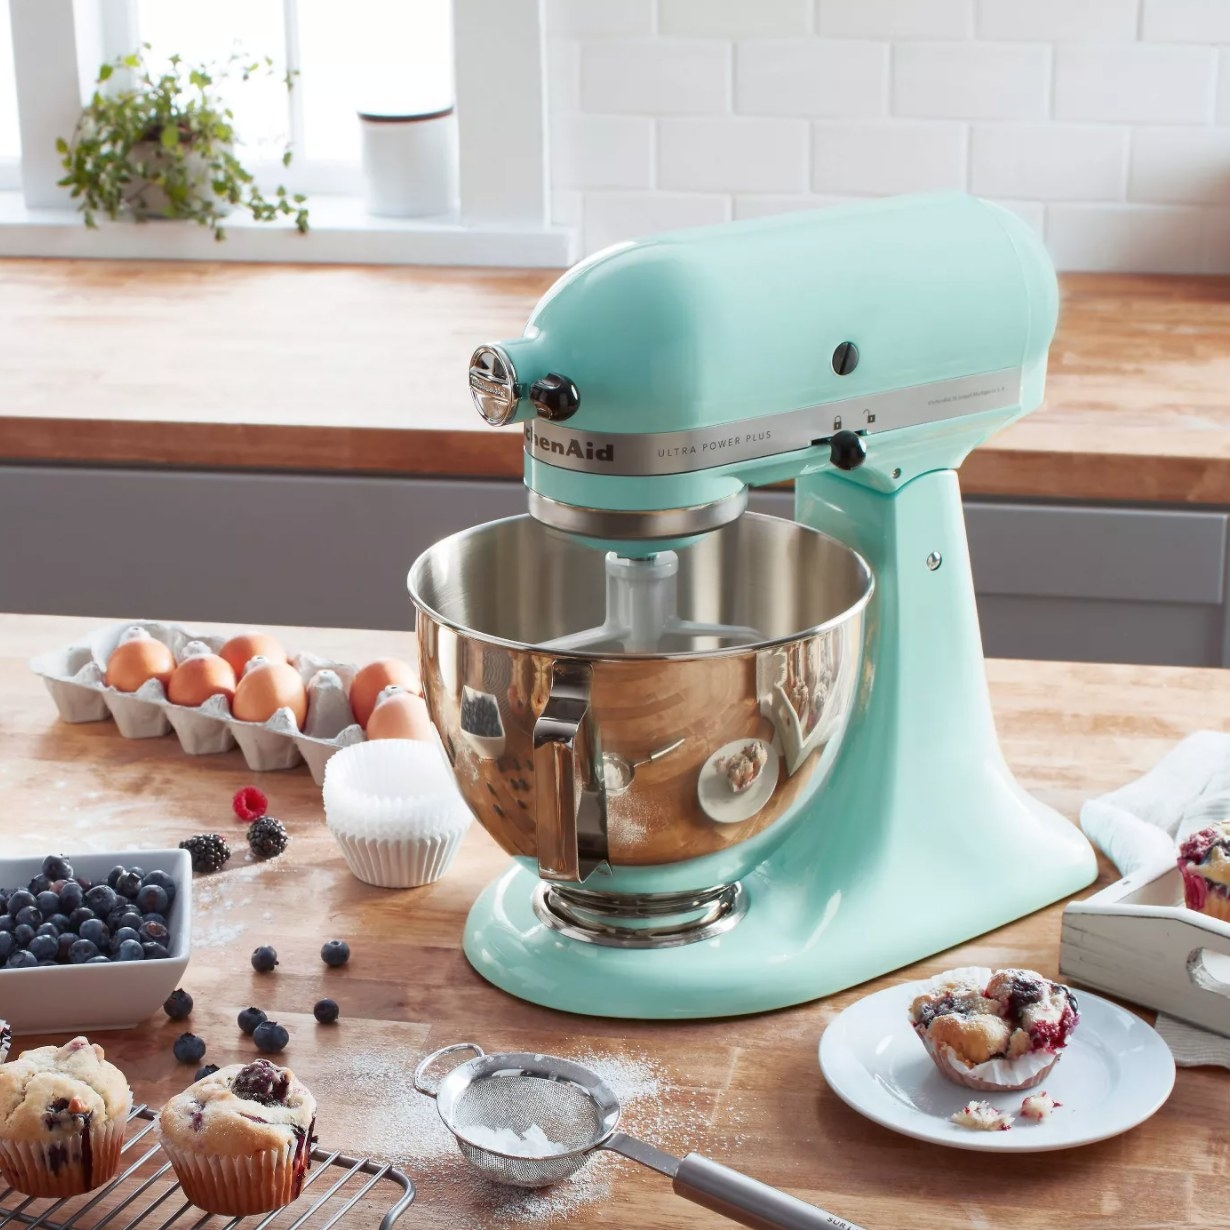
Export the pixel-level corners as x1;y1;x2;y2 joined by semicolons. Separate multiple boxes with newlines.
219;633;287;679
233;659;307;726
350;658;421;729
105;635;176;693
167;654;236;708
367;690;435;742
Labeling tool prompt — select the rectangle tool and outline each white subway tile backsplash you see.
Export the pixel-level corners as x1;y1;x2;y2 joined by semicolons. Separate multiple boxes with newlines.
580;39;731;115
733;193;869;219
977;0;1138;43
985;199;1046;232
1199;207;1230;272
1054;45;1216;123
659;117;811;192
736;39;888;117
546;0;654;37
970;124;1128;200
1217;49;1230;123
1046;204;1204;271
812;121;967;194
816;0;973;40
545;38;581;113
551;189;584;228
550;115;655;190
659;0;811;38
582;191;732;254
892;42;1050;120
1130;128;1230;204
1142;0;1230;45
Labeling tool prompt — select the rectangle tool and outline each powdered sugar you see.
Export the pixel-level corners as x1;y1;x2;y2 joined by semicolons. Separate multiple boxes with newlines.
189;852;291;949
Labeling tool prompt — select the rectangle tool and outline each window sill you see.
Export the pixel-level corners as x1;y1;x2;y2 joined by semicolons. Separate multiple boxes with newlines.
0;193;576;267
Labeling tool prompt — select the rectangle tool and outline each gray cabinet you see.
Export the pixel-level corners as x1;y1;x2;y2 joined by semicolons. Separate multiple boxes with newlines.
2;465;1227;667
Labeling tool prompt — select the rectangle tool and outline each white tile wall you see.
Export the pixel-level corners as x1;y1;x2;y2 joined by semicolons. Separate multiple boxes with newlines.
547;0;1230;270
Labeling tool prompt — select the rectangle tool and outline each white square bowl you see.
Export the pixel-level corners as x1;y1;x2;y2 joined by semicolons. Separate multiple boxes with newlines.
0;849;191;1037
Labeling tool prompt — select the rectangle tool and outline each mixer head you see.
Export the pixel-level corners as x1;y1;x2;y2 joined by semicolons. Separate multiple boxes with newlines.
469;192;1058;552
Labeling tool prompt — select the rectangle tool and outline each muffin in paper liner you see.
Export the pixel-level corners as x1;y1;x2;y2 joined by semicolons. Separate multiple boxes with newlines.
322;740;472;889
1178;822;1230;924
0;1021;9;1064
909;965;1076;1093
157;1133;304;1217
0;1095;130;1199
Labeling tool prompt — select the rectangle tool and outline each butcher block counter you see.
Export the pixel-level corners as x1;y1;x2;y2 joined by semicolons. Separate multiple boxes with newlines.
2;612;1226;1230
1;264;1229;506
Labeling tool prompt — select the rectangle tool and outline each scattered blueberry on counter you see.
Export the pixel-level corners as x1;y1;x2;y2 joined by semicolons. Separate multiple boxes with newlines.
320;940;350;968
238;1006;268;1035
251;945;279;973
253;1020;289;1054
164;989;194;1020
173;1033;207;1064
313;998;339;1024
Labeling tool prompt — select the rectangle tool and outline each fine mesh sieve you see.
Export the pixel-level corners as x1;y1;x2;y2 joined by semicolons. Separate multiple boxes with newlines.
414;1043;868;1230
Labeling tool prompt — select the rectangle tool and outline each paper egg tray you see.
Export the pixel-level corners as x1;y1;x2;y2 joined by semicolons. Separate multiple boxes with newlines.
29;621;368;784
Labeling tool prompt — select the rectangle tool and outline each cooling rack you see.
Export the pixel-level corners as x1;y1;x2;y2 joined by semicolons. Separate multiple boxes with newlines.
0;1107;415;1230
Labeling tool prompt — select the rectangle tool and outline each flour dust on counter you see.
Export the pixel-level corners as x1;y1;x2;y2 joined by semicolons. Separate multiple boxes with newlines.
190;850;296;950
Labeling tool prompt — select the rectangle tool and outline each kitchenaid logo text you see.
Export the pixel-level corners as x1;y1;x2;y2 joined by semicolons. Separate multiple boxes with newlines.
526;425;614;462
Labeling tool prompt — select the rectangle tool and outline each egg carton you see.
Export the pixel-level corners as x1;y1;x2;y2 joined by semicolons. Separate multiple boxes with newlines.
29;621;367;784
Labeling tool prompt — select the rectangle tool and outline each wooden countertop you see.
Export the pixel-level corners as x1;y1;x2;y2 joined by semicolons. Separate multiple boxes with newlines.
3;612;1226;1229
2;262;1230;505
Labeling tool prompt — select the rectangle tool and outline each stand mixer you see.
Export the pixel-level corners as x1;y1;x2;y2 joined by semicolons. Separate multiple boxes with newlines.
409;192;1098;1020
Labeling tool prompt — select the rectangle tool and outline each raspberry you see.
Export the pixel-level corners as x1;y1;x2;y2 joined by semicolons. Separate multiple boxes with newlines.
233;786;269;823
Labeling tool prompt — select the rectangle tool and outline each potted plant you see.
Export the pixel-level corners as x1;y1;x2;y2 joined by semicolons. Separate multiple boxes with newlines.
57;46;308;240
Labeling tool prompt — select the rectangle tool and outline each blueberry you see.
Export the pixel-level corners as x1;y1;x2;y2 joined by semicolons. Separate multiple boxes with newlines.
84;885;119;916
164;989;193;1020
13;924;35;948
138;921;169;945
26;874;51;895
141;870;177;901
114;871;142;900
27;934;58;962
57;932;78;959
251;946;278;973
42;856;74;882
6;950;37;968
115;939;145;962
106;908;131;932
116;911;142;932
106;865;127;888
68;907;95;929
14;905;42;929
127;867;146;881
58;882;84;913
136;885;169;915
35;922;59;938
252;1020;289;1053
142;942;170;960
111;927;141;949
0;932;14;961
36;891;60;917
7;890;35;915
75;876;93;892
320;940;350;968
78;919;110;948
46;914;71;934
68;938;99;963
195;1064;220;1082
173;1033;206;1064
0;914;10;932
141;914;168;930
237;1006;267;1035
313;998;340;1024
86;955;111;963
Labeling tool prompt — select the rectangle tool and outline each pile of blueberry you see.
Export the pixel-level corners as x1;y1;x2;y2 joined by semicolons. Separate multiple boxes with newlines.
460;692;502;738
0;856;176;969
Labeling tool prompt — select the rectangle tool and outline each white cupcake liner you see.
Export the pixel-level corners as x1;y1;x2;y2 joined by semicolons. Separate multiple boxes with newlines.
159;1135;304;1217
0;1099;129;1197
328;824;467;888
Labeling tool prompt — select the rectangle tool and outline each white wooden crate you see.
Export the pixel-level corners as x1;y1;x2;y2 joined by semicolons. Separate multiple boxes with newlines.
1060;857;1230;1038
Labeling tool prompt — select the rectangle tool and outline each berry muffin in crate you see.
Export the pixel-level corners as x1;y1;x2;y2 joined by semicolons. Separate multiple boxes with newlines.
1178;819;1230;923
0;1037;132;1197
909;966;1079;1091
158;1059;317;1216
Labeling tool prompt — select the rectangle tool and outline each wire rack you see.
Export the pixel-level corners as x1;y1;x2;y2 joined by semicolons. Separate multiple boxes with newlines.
0;1107;415;1230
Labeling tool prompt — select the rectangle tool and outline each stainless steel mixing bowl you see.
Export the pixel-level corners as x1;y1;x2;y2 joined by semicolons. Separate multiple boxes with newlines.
409;513;873;919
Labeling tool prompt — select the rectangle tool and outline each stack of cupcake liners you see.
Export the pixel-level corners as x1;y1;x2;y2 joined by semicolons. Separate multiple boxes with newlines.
322;740;473;888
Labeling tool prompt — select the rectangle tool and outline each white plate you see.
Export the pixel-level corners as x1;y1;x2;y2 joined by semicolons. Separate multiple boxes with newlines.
697;739;779;824
818;978;1175;1152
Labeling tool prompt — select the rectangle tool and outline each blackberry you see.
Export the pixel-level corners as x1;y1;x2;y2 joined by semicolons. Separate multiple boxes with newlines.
313;998;339;1024
252;1020;289;1054
238;1006;267;1035
195;1064;220;1082
173;1033;206;1064
320;940;350;968
231;1059;290;1104
180;834;231;875
251;945;278;973
164;989;194;1020
42;855;74;882
247;817;290;860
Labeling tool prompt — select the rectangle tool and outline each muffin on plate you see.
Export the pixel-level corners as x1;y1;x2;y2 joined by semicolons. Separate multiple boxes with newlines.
0;1020;10;1064
158;1059;316;1216
0;1036;132;1197
908;966;1079;1091
1178;820;1230;923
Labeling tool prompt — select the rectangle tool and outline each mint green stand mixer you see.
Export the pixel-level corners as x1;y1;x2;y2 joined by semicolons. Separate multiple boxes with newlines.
409;192;1098;1020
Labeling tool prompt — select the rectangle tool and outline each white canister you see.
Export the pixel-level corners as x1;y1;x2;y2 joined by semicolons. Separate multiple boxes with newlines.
358;105;459;218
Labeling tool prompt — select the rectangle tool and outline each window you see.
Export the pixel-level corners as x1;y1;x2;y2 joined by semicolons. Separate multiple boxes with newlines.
0;0;20;182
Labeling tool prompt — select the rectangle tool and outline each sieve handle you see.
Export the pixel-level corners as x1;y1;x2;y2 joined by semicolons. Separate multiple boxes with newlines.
674;1153;865;1230
412;1043;486;1099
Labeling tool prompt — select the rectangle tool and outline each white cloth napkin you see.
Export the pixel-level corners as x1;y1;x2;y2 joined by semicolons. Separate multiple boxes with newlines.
1080;731;1230;1068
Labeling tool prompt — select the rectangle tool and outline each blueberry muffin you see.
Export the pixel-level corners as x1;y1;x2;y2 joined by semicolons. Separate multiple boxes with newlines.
0;1037;132;1197
158;1060;316;1216
1178;820;1230;923
909;966;1079;1091
0;1020;10;1064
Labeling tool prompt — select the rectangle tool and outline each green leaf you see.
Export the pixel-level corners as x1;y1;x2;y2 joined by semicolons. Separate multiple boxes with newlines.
122;54;139;69
281;149;292;167
55;136;68;154
160;124;180;149
98;63;113;82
